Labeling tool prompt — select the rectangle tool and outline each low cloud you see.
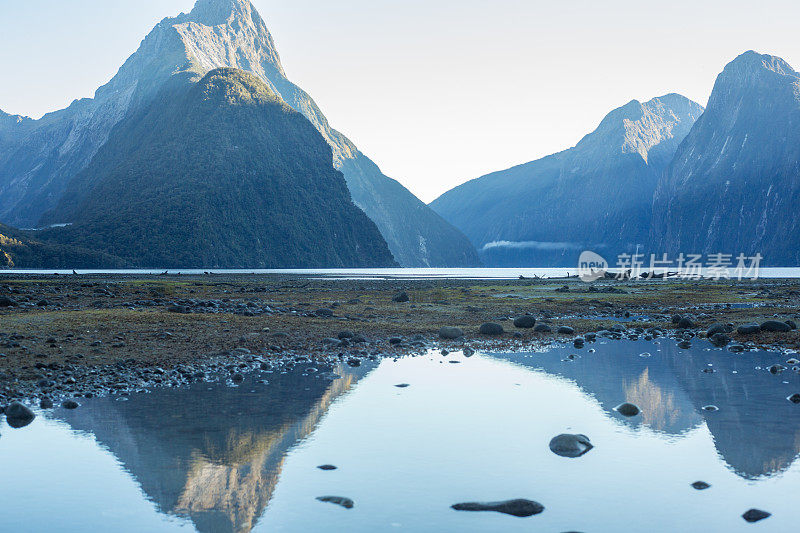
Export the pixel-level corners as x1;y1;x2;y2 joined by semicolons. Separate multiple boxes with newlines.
481;240;586;252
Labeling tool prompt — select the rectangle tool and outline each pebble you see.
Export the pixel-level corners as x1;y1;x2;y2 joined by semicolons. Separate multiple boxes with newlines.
742;509;771;523
614;403;641;417
691;481;711;490
316;496;354;509
317;465;337;471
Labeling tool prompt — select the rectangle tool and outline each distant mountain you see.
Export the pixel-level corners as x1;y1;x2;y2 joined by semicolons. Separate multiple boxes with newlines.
0;223;127;269
0;0;479;267
430;95;703;266
651;51;800;265
37;69;396;269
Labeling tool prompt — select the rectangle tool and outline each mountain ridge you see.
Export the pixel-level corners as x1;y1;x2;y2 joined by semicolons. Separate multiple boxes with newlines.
430;94;703;266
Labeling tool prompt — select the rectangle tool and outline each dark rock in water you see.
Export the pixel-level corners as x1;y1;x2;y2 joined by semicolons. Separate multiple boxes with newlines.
742;509;770;523
392;291;410;303
463;347;475;357
678;340;692;349
479;323;504;336
702;368;716;374
513;316;537;329
4;402;35;427
451;499;544;518
315;308;334;317
61;400;80;409
395;383;410;388
317;465;337;471
549;434;593;458
534;323;552;333
614;402;641;417
769;364;787;375
761;320;791;332
702;405;719;412
347;358;361;367
557;326;575;335
787;393;800;404
677;317;696;329
231;373;245;384
40;398;54;409
316;496;354;509
439;326;464;340
691;481;711;490
737;323;761;335
706;323;733;336
728;343;745;352
573;338;585;348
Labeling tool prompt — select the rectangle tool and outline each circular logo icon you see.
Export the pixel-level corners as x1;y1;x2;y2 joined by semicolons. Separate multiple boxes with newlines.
578;251;608;282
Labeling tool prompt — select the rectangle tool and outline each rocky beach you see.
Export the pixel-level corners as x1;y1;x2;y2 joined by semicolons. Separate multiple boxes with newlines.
2;273;799;414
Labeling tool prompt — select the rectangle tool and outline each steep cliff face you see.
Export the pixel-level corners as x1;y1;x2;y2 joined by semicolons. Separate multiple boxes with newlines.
431;94;703;266
0;0;479;266
651;51;800;265
39;69;396;269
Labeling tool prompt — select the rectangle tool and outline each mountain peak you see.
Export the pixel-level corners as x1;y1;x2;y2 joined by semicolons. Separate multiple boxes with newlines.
189;0;254;25
726;50;797;76
576;94;703;163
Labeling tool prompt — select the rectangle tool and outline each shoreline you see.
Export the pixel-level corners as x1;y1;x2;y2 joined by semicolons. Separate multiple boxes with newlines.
1;274;799;408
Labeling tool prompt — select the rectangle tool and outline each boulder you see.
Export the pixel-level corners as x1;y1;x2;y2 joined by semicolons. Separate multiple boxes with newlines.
439;327;464;340
533;323;552;333
513;316;536;329
706;323;733;336
737;323;761;335
479;323;504;336
392;291;410;303
761;320;792;332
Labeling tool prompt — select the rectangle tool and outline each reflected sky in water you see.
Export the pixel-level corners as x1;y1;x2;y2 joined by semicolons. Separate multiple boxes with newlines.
1;340;799;532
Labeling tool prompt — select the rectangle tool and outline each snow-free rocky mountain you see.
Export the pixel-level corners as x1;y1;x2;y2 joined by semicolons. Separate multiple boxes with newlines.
431;94;704;266
651;51;800;265
0;0;479;267
38;69;397;269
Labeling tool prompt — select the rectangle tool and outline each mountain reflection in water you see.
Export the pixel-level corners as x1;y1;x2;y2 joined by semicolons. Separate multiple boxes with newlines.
495;339;800;479
11;339;796;532
57;363;370;533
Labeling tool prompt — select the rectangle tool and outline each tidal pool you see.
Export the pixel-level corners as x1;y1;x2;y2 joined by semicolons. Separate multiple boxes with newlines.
1;340;799;532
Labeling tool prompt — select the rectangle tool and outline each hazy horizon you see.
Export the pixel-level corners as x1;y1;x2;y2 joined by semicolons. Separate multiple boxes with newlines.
1;0;798;202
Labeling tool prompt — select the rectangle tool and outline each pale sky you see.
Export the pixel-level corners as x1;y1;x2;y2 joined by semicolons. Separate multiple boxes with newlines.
0;0;798;202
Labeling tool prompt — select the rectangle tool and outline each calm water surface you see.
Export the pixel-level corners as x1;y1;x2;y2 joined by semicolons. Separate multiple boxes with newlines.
1;340;799;532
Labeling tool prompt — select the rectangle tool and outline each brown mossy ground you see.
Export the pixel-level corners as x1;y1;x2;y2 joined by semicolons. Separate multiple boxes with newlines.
1;275;799;383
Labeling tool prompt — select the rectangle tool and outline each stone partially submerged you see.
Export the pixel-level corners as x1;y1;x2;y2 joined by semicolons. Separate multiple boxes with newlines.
549;433;593;458
451;499;544;517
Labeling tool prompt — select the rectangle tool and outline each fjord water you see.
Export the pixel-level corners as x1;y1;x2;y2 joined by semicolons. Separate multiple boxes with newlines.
1;341;799;532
